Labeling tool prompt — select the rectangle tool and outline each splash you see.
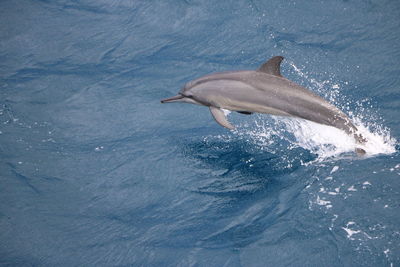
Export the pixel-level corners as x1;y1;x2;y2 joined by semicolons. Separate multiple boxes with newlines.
226;114;396;162
283;117;395;159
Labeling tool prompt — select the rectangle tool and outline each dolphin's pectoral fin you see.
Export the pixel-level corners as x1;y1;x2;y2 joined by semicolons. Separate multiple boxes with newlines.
258;56;284;77
237;111;253;115
209;106;235;130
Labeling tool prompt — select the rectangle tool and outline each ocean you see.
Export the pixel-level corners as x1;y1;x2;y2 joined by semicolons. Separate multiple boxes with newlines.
1;0;399;266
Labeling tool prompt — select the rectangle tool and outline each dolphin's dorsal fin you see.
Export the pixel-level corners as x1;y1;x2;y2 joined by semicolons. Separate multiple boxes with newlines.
209;107;235;130
258;56;284;77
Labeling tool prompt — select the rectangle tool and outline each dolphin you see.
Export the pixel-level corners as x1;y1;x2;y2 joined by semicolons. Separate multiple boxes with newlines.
161;56;366;154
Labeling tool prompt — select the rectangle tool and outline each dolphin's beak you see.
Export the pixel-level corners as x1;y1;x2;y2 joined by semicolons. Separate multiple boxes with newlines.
160;95;184;103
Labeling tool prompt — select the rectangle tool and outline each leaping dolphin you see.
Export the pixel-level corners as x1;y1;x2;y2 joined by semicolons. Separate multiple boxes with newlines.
161;56;366;154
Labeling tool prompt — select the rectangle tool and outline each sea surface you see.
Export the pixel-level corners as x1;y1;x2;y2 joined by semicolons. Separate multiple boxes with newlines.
1;0;399;266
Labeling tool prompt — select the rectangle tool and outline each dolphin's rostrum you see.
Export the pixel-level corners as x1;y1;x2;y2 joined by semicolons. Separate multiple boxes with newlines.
161;56;366;154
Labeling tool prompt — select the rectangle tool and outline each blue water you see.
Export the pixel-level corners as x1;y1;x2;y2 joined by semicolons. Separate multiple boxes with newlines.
1;0;400;266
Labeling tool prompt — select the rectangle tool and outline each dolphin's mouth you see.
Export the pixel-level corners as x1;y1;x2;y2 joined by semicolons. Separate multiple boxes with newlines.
160;94;184;103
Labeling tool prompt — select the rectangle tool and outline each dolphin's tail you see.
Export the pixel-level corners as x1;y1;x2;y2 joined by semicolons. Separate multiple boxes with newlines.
354;132;367;155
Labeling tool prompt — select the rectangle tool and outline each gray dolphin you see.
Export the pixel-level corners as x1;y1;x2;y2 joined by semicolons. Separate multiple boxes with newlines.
161;56;366;154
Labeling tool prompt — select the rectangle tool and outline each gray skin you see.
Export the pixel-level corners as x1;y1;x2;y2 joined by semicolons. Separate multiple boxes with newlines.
161;56;366;153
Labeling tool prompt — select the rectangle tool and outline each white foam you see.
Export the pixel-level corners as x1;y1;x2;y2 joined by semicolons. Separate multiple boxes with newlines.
330;166;339;173
342;226;361;240
347;185;357;192
316;195;332;208
342;221;361;240
283;119;354;157
222;109;231;116
351;119;397;156
384;249;390;256
228;113;396;161
285;117;396;159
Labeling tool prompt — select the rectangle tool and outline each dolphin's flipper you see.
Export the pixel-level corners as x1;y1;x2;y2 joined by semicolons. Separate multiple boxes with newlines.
258;56;284;77
209;106;235;130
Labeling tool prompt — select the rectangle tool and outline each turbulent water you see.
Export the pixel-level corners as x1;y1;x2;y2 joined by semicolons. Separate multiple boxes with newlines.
1;0;400;266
